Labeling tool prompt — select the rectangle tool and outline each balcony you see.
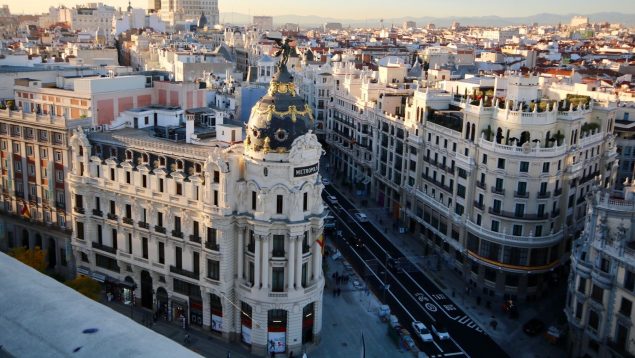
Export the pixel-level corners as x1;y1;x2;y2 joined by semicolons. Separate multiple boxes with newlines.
554;188;562;196
491;186;505;195
171;230;183;238
169;265;199;280
489;208;549;220
92;209;103;217
74;206;85;214
56;201;66;210
476;181;486;190
272;250;286;258
122;217;134;225
514;191;529;199
205;241;219;251
189;235;201;243
138;221;149;229
154;225;166;234
107;213;118;221
92;241;116;255
473;201;485;210
537;191;551;199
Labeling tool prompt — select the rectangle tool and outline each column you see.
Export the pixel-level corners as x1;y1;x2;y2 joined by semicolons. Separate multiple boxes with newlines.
202;291;211;329
288;237;295;290
237;227;244;280
254;235;261;288
313;238;322;281
261;235;269;289
295;235;302;289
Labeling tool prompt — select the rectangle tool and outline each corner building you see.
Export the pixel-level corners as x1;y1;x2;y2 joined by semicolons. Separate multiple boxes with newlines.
68;63;324;355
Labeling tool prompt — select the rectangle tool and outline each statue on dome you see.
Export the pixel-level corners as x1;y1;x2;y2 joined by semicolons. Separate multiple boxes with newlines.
267;35;296;67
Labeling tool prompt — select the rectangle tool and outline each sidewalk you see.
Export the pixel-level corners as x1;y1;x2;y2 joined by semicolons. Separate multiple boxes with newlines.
328;180;567;358
99;247;406;358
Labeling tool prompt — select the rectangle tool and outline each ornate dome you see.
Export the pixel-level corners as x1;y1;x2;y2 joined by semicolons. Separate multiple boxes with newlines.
245;64;314;153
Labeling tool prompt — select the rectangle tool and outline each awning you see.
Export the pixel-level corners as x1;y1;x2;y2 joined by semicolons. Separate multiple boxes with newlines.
77;266;91;276
91;271;107;283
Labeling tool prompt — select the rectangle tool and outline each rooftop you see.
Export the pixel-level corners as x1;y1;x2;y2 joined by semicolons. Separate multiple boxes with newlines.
0;253;199;358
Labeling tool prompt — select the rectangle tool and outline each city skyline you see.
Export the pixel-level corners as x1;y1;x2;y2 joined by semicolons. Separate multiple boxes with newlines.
4;0;635;21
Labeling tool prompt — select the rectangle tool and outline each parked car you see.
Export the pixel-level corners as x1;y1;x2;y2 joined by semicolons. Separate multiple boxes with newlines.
326;195;338;204
523;318;545;336
411;321;434;342
354;212;369;222
431;322;450;340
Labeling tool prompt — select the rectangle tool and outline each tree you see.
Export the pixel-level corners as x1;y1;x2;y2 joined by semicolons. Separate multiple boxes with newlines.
9;246;47;272
66;276;102;301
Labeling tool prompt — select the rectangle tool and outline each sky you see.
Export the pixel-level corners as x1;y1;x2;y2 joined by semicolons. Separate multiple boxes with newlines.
4;0;634;18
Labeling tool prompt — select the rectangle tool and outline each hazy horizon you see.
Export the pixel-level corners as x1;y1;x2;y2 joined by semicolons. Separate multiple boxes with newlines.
3;0;634;19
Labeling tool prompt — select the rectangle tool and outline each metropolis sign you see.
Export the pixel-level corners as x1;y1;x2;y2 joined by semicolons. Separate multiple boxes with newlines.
294;163;319;177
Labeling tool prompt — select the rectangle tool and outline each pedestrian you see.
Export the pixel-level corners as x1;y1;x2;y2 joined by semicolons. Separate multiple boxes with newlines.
227;351;231;358
289;351;294;358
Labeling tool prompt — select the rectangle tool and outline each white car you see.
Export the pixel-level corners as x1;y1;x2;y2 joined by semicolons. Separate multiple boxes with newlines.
322;178;331;185
431;323;450;340
411;321;434;342
354;213;369;222
326;195;338;204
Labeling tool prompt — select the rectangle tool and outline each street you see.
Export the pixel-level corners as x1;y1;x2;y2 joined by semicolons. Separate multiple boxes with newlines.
322;184;509;358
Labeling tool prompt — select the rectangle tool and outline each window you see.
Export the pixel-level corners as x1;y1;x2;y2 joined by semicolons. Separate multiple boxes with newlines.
578;277;587;293
56;170;64;182
125;204;132;219
588;310;599;331
142;175;147;188
175;247;182;269
542;162;550;173
126;171;131;184
303;192;308;211
127;234;132;254
497;158;505;169
272;235;285;257
272;267;284;292
512;225;522;236
157;212;163;227
591;284;604;303
276;195;283;214
251;191;257;210
110;200;116;215
625;270;635;291
110;168;115;181
213;170;220;183
158;242;165;264
620;297;632;317
517;181;527;195
514;203;525;217
482;154;487;164
76;222;85;240
174;216;181;233
519;161;529;173
176;183;182;195
159;178;164;192
40;148;47;158
207;259;220;280
142;237;148;259
207;227;217;247
495;178;504;190
457;184;466;198
213;190;218;206
491;221;500;232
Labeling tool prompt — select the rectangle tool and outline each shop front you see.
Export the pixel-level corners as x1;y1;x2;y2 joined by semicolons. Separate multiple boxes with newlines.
210;294;223;333
267;309;287;354
171;297;188;327
241;302;252;345
302;302;315;344
156;287;169;320
189;296;203;327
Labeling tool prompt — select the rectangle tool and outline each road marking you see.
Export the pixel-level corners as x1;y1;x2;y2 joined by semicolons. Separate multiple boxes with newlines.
326;204;445;355
324;189;474;357
442;352;468;357
425;303;438;312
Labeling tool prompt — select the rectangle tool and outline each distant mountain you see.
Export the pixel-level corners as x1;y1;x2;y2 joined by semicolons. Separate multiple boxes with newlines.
219;12;635;27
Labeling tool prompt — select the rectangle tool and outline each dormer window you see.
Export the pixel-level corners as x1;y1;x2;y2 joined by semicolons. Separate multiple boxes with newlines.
194;163;202;173
110;148;117;158
142;153;149;163
159;156;166;167
176;160;184;170
125;150;133;161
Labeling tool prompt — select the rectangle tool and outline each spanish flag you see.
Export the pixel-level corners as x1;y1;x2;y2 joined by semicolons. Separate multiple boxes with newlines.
317;234;324;255
21;203;31;219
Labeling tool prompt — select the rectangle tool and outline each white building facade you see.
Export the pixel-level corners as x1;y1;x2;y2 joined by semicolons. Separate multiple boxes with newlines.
67;62;324;355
